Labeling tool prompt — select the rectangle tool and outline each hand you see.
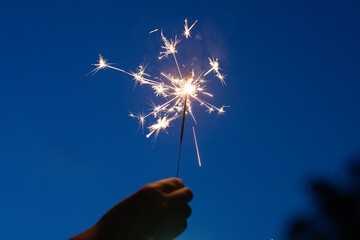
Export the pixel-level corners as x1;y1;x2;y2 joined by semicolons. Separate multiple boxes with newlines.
70;177;193;240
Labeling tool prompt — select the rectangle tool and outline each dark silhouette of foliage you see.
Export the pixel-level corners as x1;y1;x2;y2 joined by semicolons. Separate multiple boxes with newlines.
288;156;360;240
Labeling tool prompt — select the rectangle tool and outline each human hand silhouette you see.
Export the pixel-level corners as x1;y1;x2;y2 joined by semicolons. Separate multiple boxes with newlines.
70;177;193;240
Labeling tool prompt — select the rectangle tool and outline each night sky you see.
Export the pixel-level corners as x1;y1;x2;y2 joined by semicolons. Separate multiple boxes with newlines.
1;0;360;239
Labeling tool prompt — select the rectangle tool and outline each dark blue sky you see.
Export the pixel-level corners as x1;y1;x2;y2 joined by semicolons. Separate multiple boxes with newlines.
1;0;360;239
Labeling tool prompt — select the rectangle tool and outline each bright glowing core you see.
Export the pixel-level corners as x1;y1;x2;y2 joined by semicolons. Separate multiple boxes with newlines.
183;82;196;95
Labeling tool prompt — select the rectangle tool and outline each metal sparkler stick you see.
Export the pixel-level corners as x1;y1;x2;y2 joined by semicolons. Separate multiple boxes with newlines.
176;69;190;177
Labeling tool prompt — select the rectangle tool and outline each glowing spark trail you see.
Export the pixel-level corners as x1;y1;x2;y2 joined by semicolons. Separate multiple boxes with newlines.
192;126;201;167
149;29;158;34
183;19;198;38
90;19;228;175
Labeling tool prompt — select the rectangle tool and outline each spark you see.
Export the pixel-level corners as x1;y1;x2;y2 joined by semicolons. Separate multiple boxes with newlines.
90;19;228;173
207;107;214;113
218;106;225;114
183;19;198;38
89;54;110;75
204;57;219;76
192;126;201;167
153;83;168;97
130;112;146;130
159;31;180;60
204;57;226;85
146;115;179;140
216;72;227;86
149;29;158;34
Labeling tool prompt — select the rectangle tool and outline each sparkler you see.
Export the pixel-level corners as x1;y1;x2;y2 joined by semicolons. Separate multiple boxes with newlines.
90;19;227;176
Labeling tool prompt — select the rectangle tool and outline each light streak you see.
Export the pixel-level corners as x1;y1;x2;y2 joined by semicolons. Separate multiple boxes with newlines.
183;19;198;38
149;29;158;34
192;126;201;167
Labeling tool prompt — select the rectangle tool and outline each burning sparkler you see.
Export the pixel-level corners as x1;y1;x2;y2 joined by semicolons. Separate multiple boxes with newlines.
90;19;227;176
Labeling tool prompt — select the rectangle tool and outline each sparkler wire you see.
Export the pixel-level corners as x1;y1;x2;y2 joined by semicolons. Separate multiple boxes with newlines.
176;69;190;177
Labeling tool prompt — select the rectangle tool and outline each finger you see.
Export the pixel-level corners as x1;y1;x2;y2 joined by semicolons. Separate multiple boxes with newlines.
175;204;192;220
156;177;184;193
167;187;193;207
172;221;187;238
167;221;188;239
167;204;192;222
152;221;187;240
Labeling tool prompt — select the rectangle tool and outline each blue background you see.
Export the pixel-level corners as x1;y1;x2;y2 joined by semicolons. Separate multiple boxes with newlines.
1;0;360;239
